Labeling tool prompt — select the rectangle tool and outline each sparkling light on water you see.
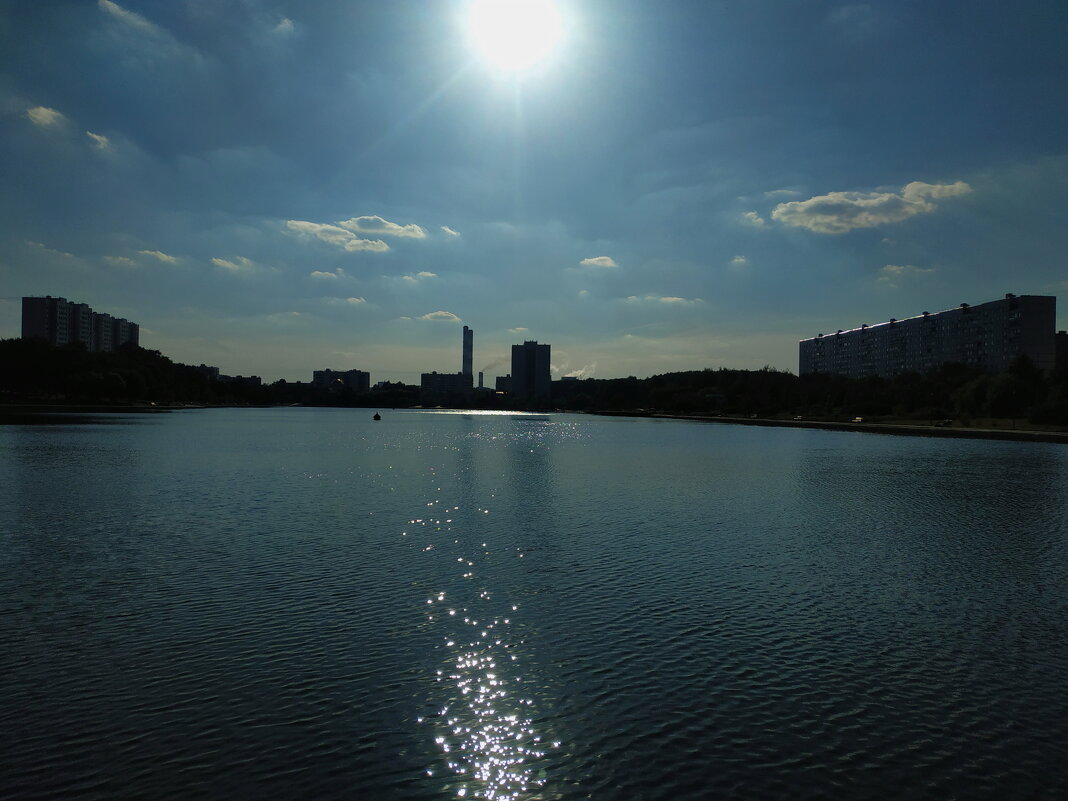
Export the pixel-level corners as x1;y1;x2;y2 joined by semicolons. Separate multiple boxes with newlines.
409;505;552;800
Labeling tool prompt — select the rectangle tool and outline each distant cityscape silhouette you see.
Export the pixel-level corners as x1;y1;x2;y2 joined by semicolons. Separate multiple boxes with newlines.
6;293;1068;429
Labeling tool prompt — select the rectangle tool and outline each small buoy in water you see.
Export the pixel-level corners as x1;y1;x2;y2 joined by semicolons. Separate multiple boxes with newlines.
373;412;381;421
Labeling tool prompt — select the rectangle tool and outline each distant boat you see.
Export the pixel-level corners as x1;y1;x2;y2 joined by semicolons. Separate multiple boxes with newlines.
373;412;381;421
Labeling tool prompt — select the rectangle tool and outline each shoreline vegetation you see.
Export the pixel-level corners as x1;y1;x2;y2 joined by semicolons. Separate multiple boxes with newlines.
2;337;1066;443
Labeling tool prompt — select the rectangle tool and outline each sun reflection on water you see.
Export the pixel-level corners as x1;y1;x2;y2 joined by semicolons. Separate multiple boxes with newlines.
409;507;553;800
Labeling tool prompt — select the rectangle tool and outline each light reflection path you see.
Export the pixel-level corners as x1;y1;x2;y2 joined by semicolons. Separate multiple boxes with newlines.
406;502;554;800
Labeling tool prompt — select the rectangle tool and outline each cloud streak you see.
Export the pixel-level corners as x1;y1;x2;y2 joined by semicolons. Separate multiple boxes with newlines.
286;220;389;253
86;131;111;150
139;249;176;263
418;310;461;322
878;264;935;287
625;294;703;305
98;0;160;33
339;215;426;239
401;271;437;284
771;181;972;234
580;256;618;268
212;256;254;271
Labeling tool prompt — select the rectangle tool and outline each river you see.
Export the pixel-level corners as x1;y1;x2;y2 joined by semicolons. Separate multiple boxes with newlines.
2;408;1066;800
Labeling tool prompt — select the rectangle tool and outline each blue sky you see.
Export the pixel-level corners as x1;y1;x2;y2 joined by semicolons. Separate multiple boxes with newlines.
2;0;1066;383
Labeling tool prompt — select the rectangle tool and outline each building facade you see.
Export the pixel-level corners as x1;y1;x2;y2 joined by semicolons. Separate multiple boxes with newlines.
511;340;551;400
419;371;471;405
312;368;370;392
799;294;1057;379
22;296;139;352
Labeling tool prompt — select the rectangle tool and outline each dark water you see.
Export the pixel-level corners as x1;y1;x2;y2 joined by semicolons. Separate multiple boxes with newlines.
2;408;1066;800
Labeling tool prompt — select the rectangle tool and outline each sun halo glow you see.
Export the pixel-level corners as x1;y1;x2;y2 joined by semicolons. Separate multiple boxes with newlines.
466;0;564;73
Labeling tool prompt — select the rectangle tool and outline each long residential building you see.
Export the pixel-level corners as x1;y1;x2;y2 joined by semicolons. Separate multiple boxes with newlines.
799;294;1057;378
22;296;139;352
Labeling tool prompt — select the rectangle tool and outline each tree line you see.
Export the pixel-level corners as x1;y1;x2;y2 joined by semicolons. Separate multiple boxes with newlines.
2;338;1066;426
551;361;1068;425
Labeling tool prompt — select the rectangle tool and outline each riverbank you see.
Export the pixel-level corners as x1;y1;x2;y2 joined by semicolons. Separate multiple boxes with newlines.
592;410;1068;444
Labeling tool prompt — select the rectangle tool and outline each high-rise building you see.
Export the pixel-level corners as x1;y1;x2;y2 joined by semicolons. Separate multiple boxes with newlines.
93;312;114;352
511;340;551;400
21;296;139;352
69;302;93;349
420;371;471;405
462;325;473;378
799;294;1056;378
313;368;370;392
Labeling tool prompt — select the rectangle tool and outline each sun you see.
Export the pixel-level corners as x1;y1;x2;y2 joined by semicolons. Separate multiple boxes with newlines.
466;0;564;73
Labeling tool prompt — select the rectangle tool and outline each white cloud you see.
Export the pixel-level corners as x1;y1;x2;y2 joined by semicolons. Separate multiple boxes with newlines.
902;181;973;201
509;327;528;334
344;238;389;252
419;310;462;322
325;296;366;305
310;269;340;279
877;263;935;287
98;0;160;33
212;256;254;271
287;219;390;253
764;188;802;199
739;211;766;227
287;220;351;245
771;180;972;234
400;271;437;284
86;131;111;150
27;106;65;127
728;255;749;271
339;215;426;239
625;294;703;305
139;249;176;263
441;225;461;237
580;256;618;268
105;256;136;267
275;17;294;34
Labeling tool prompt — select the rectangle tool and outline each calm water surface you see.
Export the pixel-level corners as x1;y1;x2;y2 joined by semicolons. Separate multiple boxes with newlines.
1;408;1066;800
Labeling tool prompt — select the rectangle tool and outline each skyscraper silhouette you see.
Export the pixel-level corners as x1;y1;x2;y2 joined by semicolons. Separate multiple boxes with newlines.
462;325;473;378
511;340;551;400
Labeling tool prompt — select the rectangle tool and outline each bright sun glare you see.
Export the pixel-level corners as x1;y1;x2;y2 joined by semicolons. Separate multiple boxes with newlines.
466;0;564;72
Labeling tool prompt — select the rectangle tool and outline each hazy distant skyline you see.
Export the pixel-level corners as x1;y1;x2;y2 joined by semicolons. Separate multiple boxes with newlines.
2;1;1065;383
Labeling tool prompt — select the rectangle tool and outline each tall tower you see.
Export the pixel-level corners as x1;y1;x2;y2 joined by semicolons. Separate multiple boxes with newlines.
462;325;473;378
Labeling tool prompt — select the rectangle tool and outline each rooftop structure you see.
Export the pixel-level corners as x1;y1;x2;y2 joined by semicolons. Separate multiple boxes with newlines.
799;294;1057;378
